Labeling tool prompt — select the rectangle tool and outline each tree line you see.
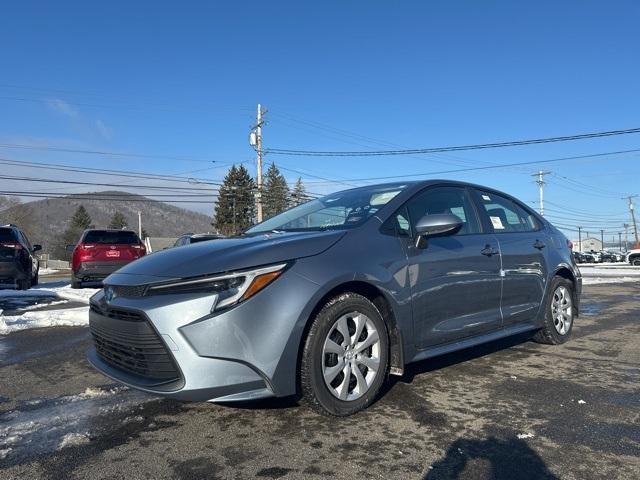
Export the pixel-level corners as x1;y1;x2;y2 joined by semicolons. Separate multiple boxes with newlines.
212;163;310;236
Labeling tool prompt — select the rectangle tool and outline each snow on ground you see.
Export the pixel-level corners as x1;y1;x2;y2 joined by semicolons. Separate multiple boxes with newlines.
0;283;100;334
0;386;152;460
579;265;640;285
38;268;60;275
0;306;90;334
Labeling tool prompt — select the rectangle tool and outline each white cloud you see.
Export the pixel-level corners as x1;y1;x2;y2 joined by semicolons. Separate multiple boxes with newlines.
46;98;79;118
95;119;113;140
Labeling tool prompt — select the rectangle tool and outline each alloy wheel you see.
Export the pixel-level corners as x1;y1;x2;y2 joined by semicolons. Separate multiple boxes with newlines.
551;285;573;335
321;311;381;401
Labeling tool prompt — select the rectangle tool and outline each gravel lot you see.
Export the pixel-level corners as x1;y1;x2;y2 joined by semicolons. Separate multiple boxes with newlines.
0;280;638;480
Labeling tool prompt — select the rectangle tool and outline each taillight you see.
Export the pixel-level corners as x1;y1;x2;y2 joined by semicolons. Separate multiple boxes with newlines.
567;239;573;250
0;243;22;250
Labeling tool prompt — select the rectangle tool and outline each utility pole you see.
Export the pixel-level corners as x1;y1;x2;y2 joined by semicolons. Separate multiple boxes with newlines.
138;211;142;238
624;195;639;247
251;103;266;223
532;171;551;216
618;232;622;251
600;229;604;251
578;226;582;252
624;223;629;251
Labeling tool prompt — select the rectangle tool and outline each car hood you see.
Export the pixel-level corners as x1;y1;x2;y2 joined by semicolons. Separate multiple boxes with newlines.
106;230;346;285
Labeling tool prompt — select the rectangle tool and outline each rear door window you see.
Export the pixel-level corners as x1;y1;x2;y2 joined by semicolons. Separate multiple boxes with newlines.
83;230;140;244
476;191;538;233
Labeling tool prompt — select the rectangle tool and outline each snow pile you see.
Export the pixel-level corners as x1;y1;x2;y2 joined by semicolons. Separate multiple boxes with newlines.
0;306;90;334
0;283;100;334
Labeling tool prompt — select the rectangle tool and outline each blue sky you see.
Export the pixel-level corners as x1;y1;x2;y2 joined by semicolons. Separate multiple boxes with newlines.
1;1;639;241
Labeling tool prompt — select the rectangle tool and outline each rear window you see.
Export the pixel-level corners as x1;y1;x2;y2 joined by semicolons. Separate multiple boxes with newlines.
0;228;17;242
83;230;140;244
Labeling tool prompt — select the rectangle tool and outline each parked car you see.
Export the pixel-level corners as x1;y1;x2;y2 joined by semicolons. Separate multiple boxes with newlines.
600;250;621;263
572;251;583;264
172;233;224;248
627;248;640;266
0;224;41;290
581;251;597;263
87;181;581;416
68;229;146;288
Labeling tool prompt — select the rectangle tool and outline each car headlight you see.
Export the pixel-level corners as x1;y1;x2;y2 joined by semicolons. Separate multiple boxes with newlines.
145;263;287;311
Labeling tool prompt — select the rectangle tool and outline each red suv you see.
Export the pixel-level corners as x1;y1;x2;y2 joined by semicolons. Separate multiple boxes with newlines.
68;229;146;288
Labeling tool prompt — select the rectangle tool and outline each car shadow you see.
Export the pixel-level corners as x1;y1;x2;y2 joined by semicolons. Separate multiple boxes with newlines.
396;331;535;386
424;436;558;479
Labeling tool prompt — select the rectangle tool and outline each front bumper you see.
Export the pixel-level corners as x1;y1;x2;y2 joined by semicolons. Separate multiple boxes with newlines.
87;267;321;402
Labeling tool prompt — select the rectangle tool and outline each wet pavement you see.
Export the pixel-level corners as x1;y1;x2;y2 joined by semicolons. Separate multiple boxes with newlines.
0;282;638;479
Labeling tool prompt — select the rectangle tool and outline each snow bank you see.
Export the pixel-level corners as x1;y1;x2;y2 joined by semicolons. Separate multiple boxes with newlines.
0;306;90;334
38;268;60;275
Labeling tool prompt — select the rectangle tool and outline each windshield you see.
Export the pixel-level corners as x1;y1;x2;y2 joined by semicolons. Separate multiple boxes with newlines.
246;184;406;234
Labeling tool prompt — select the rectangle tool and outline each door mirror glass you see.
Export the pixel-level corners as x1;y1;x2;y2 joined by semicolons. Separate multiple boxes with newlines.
33;244;42;252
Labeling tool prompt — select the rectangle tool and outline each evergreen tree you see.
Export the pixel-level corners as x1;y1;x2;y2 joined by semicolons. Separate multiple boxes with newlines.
108;211;128;229
213;165;256;236
263;163;290;219
290;177;310;206
57;205;93;259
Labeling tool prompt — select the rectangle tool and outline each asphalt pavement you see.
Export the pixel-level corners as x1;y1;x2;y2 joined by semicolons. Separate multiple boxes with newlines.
0;280;638;479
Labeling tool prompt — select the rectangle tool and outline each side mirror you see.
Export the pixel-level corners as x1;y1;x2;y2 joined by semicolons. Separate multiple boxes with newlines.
414;213;462;248
66;244;76;252
33;244;42;252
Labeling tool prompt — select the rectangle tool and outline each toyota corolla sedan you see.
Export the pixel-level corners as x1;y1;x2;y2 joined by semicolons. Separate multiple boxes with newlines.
88;180;581;416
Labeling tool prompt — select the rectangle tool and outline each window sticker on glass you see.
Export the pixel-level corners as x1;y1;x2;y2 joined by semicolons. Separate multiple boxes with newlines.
490;216;505;230
482;194;491;201
370;190;400;206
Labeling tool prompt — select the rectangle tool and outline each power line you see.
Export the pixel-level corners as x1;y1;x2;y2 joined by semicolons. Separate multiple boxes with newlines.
0;142;219;163
287;148;640;184
266;127;640;157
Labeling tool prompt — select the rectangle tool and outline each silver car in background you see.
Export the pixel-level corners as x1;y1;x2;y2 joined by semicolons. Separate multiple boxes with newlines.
88;180;581;415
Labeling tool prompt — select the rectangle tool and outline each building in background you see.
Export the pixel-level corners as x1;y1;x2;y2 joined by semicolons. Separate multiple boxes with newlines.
572;237;603;252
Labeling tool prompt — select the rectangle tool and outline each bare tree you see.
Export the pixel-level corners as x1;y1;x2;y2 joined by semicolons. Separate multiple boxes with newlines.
0;196;35;237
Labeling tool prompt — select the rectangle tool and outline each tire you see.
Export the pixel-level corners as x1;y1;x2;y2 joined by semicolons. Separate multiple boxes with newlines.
631;256;640;266
31;269;39;286
533;277;575;345
300;293;389;416
17;274;31;291
71;275;82;289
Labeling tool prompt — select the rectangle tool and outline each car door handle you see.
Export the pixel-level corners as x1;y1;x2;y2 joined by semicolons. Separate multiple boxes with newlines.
481;245;499;257
533;240;546;250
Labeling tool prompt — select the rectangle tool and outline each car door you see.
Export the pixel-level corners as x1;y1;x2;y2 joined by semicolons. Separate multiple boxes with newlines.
399;185;503;349
473;189;549;327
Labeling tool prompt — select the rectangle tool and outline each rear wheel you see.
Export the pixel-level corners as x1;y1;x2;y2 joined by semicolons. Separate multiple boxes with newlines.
31;269;39;286
71;275;81;289
533;277;575;345
631;256;640;266
17;273;31;291
301;293;389;416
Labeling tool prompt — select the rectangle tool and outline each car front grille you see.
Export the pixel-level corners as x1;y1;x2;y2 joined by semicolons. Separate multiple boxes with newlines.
90;303;145;322
109;284;148;298
89;306;180;384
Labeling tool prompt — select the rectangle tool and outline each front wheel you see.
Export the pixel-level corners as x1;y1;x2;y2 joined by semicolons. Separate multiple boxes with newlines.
300;293;389;416
533;277;575;345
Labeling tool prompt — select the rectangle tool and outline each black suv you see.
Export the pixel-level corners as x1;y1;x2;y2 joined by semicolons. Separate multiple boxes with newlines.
0;224;42;290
